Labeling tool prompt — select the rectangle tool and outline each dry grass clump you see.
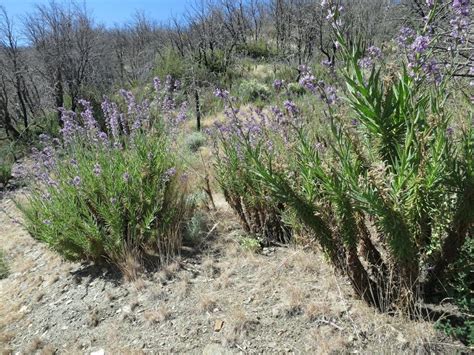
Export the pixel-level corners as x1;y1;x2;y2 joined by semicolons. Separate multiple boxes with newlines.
132;278;147;291
223;306;258;346
119;252;143;282
202;255;217;277
307;327;349;353
291;250;319;274
87;308;100;327
157;260;182;283
198;294;218;313
284;288;305;316
177;275;191;299
144;306;171;324
215;268;234;290
24;337;55;355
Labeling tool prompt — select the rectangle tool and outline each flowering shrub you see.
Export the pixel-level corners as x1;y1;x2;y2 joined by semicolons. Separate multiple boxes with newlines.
211;101;294;245
18;81;193;272
221;0;473;315
238;79;271;103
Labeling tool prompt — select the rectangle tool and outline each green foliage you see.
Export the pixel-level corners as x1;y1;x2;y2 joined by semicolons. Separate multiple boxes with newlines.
436;237;474;345
184;209;209;245
185;132;207;153
227;9;474;315
0;250;8;279
287;82;306;96
239;79;271;103
19;132;193;267
212;108;292;245
240;236;262;253
154;48;186;80
0;155;13;188
237;40;277;60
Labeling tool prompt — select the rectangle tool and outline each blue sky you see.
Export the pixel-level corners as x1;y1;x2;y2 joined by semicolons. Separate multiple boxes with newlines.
1;0;191;27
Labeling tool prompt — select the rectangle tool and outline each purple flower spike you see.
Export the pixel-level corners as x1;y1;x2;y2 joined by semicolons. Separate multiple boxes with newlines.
411;36;430;54
71;176;81;187
93;163;102;176
284;100;299;115
214;88;230;99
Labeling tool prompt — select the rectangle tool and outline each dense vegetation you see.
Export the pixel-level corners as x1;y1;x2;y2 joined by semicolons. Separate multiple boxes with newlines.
0;0;472;346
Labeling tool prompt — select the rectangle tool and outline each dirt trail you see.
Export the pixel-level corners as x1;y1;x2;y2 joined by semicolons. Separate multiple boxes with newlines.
0;191;465;354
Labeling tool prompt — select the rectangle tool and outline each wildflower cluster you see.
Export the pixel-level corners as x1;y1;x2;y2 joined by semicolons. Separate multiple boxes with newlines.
217;0;474;319
19;80;193;269
210;93;296;244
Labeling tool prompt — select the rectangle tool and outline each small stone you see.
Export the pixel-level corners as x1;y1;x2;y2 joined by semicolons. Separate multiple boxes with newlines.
214;319;224;332
90;349;105;355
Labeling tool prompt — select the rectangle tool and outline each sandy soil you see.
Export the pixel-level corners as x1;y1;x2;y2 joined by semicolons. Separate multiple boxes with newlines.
0;190;467;354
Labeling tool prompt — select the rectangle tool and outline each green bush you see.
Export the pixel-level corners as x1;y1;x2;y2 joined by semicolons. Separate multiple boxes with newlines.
185;132;207;153
0;158;13;188
287;82;306;96
212;106;292;245
0;250;8;279
154;48;186;81
237;40;277;60
239;79;271;102
19;90;194;273
240;236;262;253
436;237;474;345
221;5;474;317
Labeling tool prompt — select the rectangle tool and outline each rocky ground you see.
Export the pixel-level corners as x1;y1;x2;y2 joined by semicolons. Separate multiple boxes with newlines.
0;189;468;354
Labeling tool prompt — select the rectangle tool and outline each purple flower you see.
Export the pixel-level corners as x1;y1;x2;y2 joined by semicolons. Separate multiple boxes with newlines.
299;74;317;92
284;100;299;115
397;27;416;47
93;163;102;176
163;167;177;182
78;99;98;133
324;86;338;105
71;176;81;187
423;59;442;84
411;35;430;54
367;46;382;59
321;59;333;67
101;97;120;141
214;88;230;99
98;131;108;144
453;0;469;16
426;0;435;8
450;16;469;41
122;172;130;183
153;77;161;93
273;79;284;92
358;57;373;69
